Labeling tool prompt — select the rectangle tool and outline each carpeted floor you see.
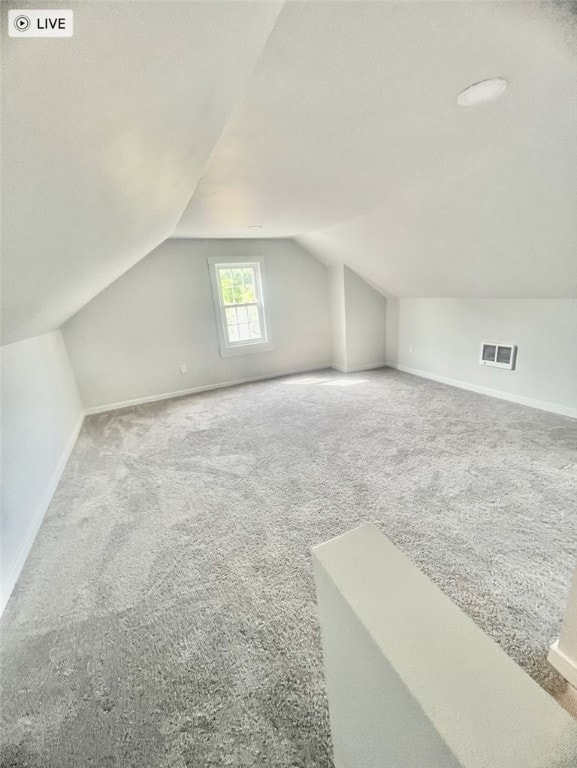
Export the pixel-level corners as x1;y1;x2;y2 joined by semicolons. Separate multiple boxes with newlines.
1;368;576;767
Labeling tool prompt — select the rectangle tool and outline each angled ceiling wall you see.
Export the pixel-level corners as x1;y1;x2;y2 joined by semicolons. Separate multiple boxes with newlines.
1;0;282;345
175;1;577;298
2;1;576;348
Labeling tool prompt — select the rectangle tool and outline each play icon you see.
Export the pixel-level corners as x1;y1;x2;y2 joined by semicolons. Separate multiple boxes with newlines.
14;15;30;31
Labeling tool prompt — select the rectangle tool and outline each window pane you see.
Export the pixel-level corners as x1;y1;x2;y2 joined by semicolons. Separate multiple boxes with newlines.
242;268;256;303
247;305;259;323
218;267;259;305
238;324;250;341
223;268;238;303
236;305;248;324
227;325;239;343
232;270;242;299
225;307;237;325
249;322;261;339
220;269;235;304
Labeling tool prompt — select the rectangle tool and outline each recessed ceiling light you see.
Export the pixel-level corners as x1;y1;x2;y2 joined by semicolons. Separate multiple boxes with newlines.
457;78;507;107
248;225;262;231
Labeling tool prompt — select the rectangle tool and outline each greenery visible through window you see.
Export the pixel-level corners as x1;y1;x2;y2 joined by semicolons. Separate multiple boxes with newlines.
217;265;263;344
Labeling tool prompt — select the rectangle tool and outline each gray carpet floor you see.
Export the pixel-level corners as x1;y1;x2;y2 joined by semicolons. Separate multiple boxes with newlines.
1;368;576;767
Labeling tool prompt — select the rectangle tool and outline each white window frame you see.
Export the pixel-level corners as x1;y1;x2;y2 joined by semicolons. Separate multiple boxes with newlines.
208;256;273;358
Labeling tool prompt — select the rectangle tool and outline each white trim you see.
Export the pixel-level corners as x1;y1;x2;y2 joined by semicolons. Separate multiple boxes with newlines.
217;339;274;358
387;363;577;419
84;365;333;415
1;411;85;615
331;361;387;374
548;640;577;688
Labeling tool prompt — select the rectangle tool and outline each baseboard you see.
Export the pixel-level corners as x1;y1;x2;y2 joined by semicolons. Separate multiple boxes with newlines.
84;364;334;415
345;361;387;373
388;364;577;419
331;362;387;374
548;640;577;688
0;411;85;616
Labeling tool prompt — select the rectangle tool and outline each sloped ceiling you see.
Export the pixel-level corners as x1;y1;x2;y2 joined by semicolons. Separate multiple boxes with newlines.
3;2;577;346
176;1;577;297
1;0;282;345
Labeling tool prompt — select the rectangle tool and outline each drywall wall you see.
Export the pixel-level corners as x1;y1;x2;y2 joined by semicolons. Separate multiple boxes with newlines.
63;239;331;411
328;266;347;371
315;547;461;768
391;299;577;417
549;562;577;689
1;330;84;612
313;523;577;768
2;0;283;345
328;265;387;372
385;297;400;368
343;267;387;372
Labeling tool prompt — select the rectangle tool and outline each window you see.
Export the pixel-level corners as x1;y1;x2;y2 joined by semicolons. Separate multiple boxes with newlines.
209;258;272;357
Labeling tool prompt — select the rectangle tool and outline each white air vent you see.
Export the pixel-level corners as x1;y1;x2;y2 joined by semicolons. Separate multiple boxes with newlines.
480;343;517;370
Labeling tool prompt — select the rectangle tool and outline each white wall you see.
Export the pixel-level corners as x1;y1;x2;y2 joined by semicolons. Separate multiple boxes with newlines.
63;239;331;411
385;297;400;368
328;266;347;371
391;299;577;417
328;265;387;373
343;267;387;372
1;330;84;612
549;561;577;690
2;1;283;345
314;524;577;768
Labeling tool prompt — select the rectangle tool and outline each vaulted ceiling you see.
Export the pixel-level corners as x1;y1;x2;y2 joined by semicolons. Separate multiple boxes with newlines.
2;1;576;345
1;0;282;344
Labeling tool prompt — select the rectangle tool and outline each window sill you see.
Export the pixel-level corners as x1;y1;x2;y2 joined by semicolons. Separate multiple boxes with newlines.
219;340;274;358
